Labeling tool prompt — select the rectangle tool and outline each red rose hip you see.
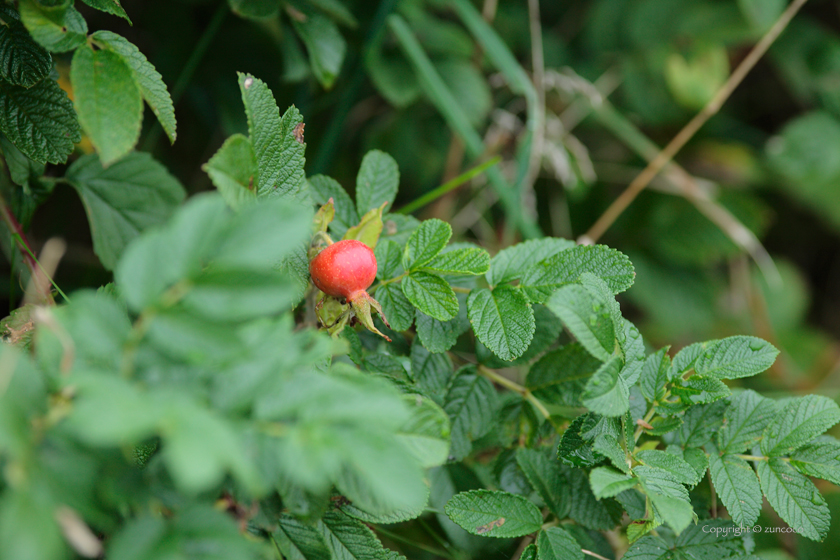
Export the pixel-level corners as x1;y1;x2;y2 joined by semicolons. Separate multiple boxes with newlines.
309;239;377;301
309;239;390;341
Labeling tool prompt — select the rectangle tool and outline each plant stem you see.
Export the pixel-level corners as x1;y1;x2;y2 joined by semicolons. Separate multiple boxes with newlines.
582;549;611;560
142;0;228;151
373;526;455;560
0;192;54;304
369;271;408;294
450;286;471;294
395;156;502;215
736;454;769;461
583;0;809;243
478;365;551;420
633;389;671;442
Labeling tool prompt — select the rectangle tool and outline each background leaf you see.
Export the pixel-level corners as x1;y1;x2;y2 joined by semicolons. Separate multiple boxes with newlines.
71;45;142;165
67;152;186;270
445;489;543;538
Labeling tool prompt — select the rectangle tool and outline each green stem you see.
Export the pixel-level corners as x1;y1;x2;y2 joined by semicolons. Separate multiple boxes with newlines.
450;286;471;294
141;1;228;151
11;234;70;303
121;280;192;377
369;271;408;294
373;526;455;560
388;14;541;239
311;0;398;174
633;388;671;442
477;365;551;420
395;156;502;215
736;454;770;462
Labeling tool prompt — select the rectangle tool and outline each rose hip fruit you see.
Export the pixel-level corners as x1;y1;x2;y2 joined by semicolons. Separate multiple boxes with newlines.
309;239;390;340
309;239;377;300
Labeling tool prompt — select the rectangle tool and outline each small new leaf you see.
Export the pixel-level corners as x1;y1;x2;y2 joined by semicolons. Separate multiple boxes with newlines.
356;149;399;213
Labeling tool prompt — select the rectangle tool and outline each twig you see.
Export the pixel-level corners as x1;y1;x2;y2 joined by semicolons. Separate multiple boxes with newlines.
0;192;54;304
523;0;545;219
477;365;551;420
583;0;809;244
396;156;502;215
582;549;611;560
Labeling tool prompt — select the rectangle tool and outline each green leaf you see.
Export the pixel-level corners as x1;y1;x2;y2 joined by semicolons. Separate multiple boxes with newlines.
679;400;728;448
415;309;464;353
318;511;388;560
80;0;131;23
757;457;830;541
403;218;451;270
467;285;535;361
536;526;584;560
445;489;543;538
363;354;409;381
71;45;142;165
308;0;357;27
581;356;629;417
516;448;570;519
19;0;87;53
671;375;730;405
374;239;402;280
636;450;700;486
669;341;710;379
568;468;624;530
634;465;694;535
339;486;428;525
526;343;599;407
693;336;779;379
0;487;65;560
623;520;752;560
546;284;615;362
410;341;453;403
0;4;51;87
520;245;635;303
67;152;186;270
443;368;497;460
593;434;630;473
356;149;399;213
274;514;332;560
589;467;638;499
557;414;601;468
238;73;306;198
640;347;671;403
202;133;257;210
376;283;414;332
0;75;80;164
91;31;177;144
342;205;384;249
292;11;346;89
228;0;280;19
309;174;358;237
790;437;840;486
761;395;840;457
397;394;451;468
487;237;575;286
402;271;458;321
708;453;762;527
423;247;490;275
718;389;777;454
